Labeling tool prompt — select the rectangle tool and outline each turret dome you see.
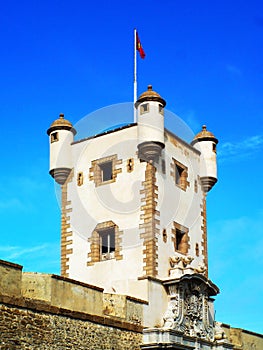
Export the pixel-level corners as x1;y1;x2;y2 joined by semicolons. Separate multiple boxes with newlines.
191;125;218;145
135;85;166;108
47;113;77;136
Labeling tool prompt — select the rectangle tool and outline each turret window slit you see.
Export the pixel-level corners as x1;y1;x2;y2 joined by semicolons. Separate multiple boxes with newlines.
51;132;59;143
140;103;149;114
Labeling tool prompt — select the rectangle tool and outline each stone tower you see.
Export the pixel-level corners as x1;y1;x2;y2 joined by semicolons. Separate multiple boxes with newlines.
47;86;232;349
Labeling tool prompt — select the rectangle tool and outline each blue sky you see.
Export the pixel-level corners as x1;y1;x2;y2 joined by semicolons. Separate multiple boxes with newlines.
0;0;262;334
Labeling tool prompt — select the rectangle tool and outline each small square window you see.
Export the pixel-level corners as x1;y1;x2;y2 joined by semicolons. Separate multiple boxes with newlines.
99;227;115;260
172;159;189;191
99;161;113;182
51;132;59;143
140;103;149;114
172;223;189;255
90;155;121;187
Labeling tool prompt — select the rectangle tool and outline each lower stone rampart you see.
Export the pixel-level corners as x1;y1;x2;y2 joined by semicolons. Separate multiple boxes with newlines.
0;302;142;350
0;259;262;350
0;259;143;349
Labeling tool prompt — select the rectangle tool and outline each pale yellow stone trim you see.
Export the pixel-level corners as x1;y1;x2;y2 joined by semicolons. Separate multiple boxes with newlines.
61;169;74;277
140;163;159;277
200;193;208;277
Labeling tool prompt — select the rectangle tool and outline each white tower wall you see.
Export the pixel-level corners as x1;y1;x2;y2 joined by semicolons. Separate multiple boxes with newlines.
198;140;217;180
49;130;74;172
137;101;164;145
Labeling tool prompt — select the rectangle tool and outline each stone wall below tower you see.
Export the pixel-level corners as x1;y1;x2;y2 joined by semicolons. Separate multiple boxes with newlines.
0;259;143;349
0;259;262;350
0;303;142;350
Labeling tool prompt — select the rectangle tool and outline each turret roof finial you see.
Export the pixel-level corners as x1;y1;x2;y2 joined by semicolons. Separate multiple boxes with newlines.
191;124;218;145
135;84;166;107
47;113;77;136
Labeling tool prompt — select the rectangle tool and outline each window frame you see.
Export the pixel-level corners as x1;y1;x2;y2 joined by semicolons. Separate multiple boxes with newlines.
87;221;123;265
99;161;113;182
172;222;190;255
140;103;149;115
51;132;59;143
99;227;115;260
89;155;122;187
171;158;189;191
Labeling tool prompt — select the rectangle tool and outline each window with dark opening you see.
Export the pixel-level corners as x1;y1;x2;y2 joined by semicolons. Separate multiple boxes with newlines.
99;161;113;182
99;227;115;260
212;143;217;153
175;228;185;251
140;103;149;114
51;132;59;143
175;164;184;185
159;104;164;115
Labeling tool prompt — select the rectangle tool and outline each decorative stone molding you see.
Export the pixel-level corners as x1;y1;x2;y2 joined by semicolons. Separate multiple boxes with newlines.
162;275;220;342
169;256;194;278
89;154;122;187
49;167;72;185
194;263;207;275
214;322;227;340
138;141;164;164
139;163;159;277
141;328;233;349
87;221;123;266
61;169;74;277
201;176;218;193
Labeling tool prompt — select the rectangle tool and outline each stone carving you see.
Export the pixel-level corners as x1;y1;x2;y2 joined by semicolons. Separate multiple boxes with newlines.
163;276;216;341
214;321;226;340
169;256;181;267
163;298;178;329
169;255;194;268
195;263;207;274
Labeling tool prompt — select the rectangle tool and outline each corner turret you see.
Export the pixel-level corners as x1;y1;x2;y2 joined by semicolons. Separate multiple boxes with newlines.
47;113;76;185
135;85;166;163
191;125;218;192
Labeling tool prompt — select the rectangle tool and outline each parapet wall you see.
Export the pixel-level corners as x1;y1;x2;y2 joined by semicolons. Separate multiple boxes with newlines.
0;259;144;349
222;324;263;350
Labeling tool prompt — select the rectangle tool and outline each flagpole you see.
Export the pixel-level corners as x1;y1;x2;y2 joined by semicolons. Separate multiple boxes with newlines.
133;28;137;123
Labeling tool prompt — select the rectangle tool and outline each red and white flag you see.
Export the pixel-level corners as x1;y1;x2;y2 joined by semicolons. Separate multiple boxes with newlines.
136;32;146;59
